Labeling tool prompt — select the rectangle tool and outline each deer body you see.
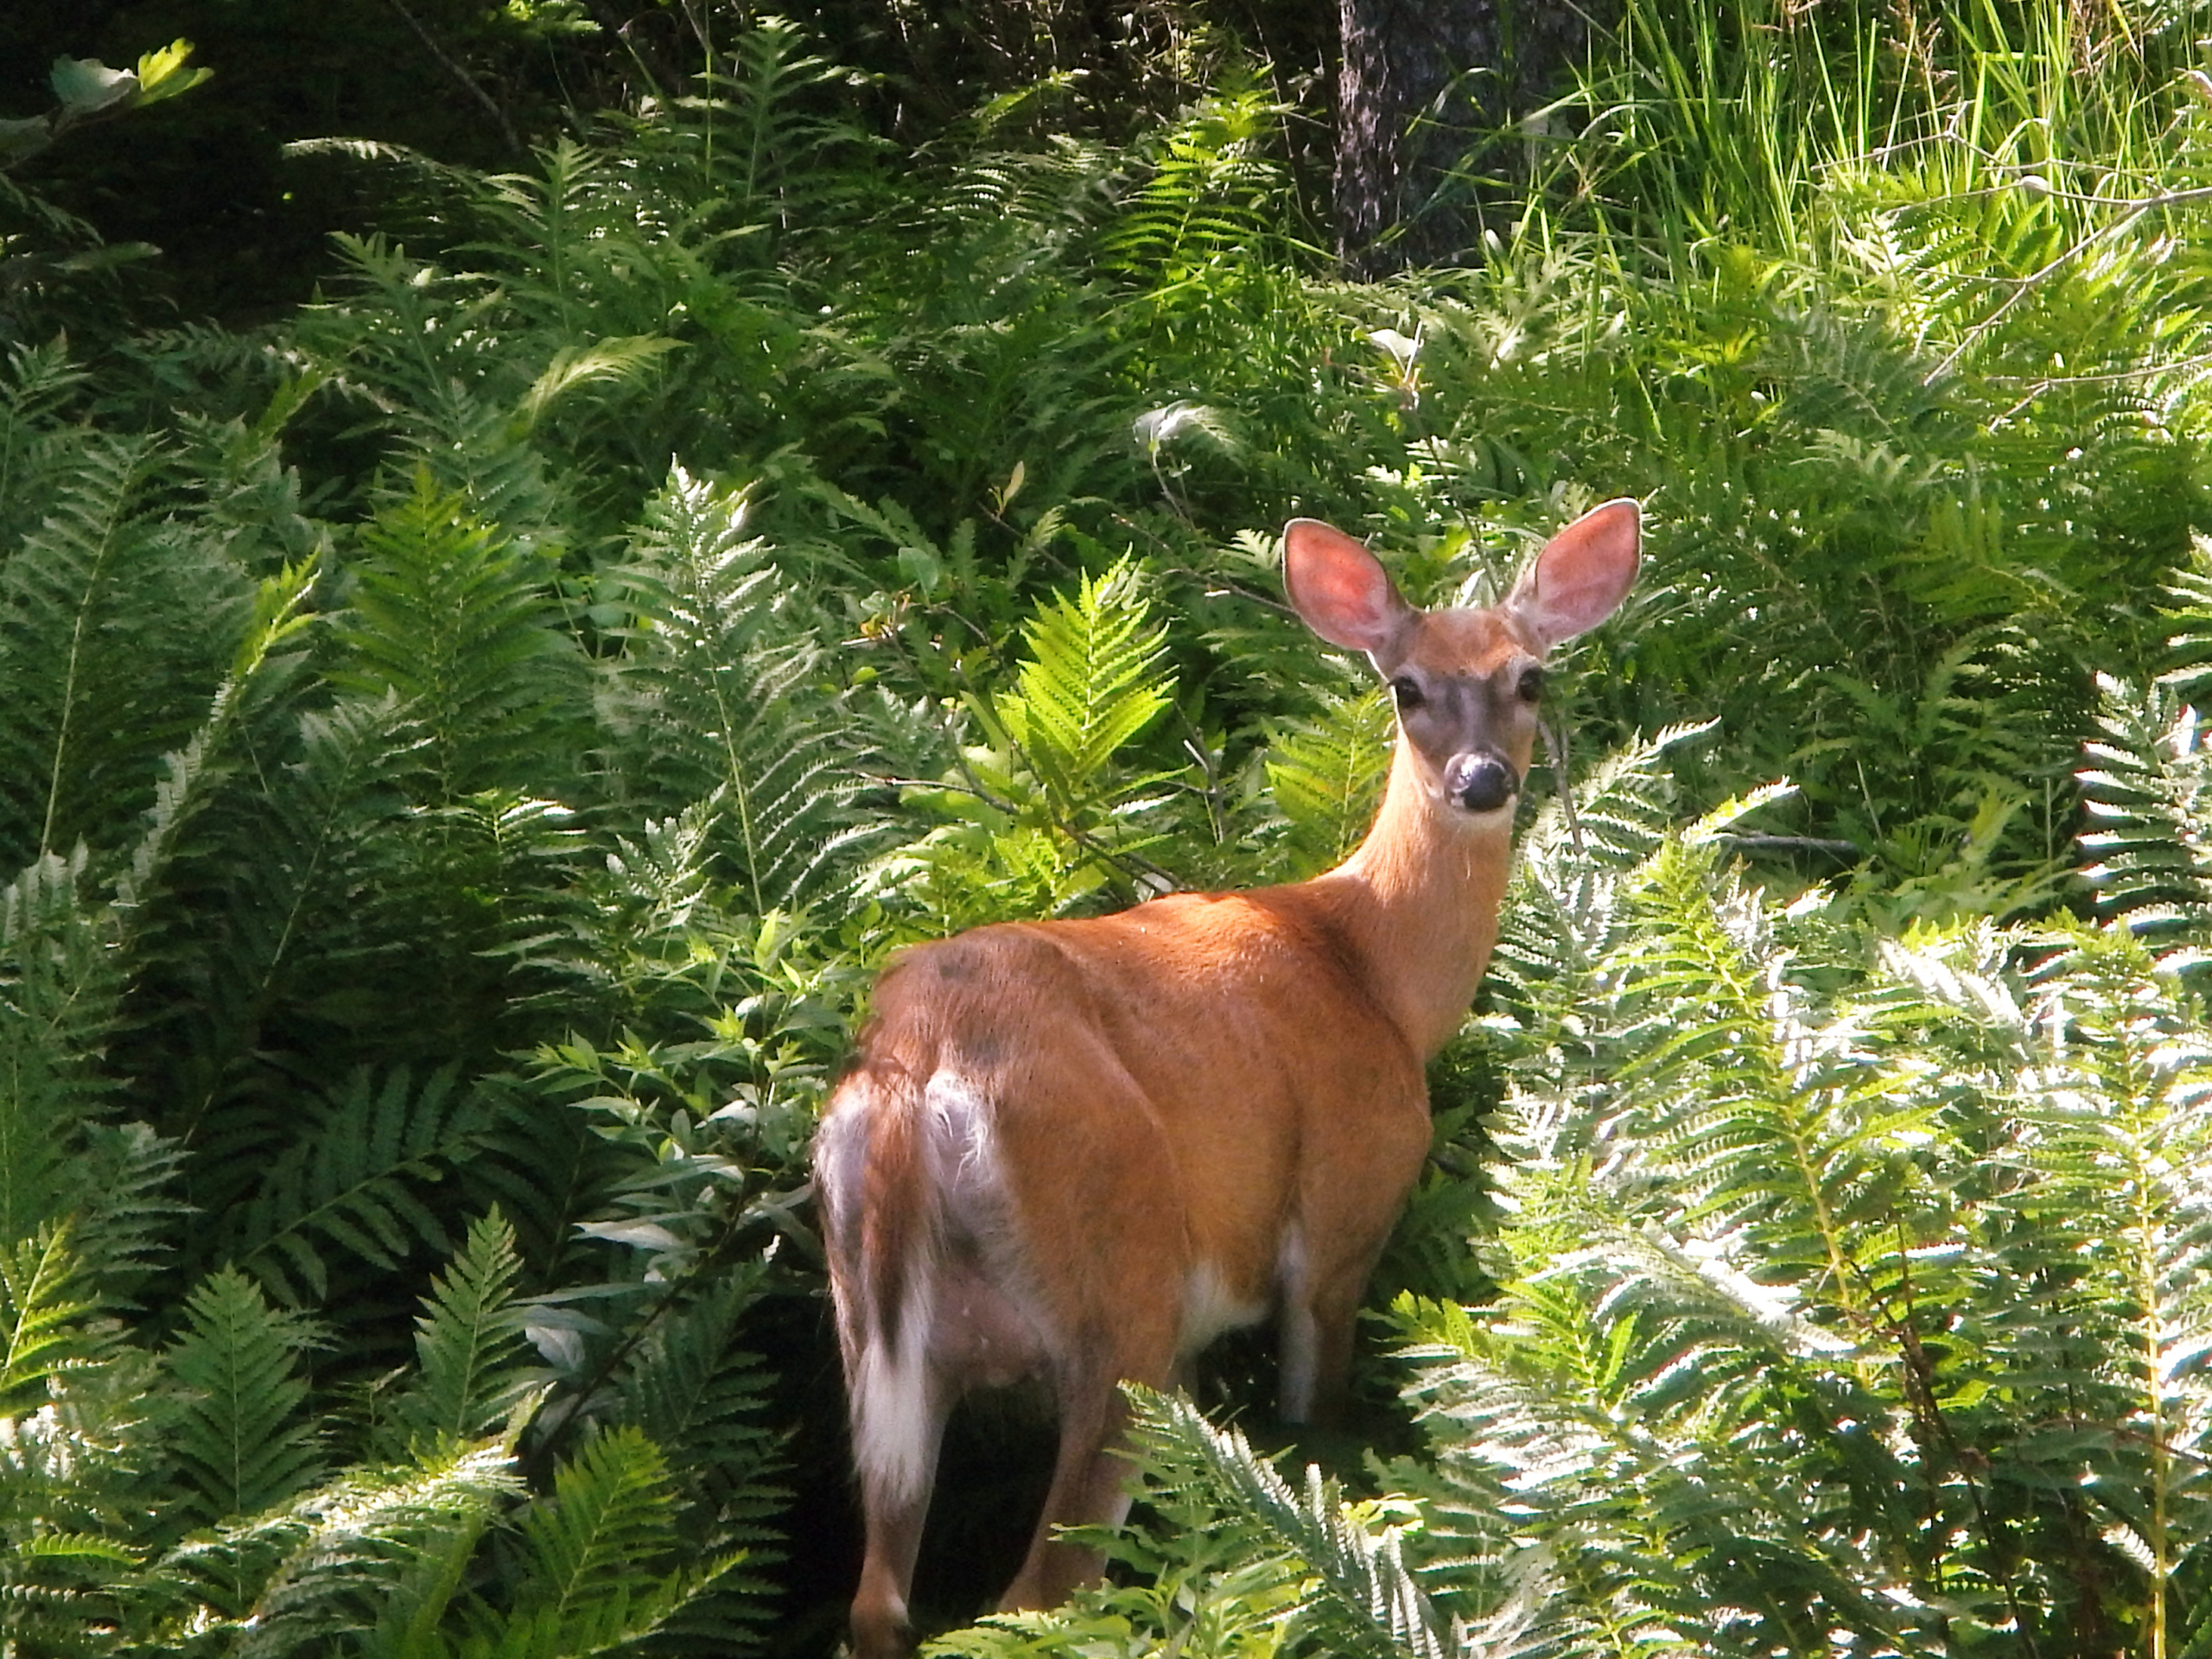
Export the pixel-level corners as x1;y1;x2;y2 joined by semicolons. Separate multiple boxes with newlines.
815;502;1640;1658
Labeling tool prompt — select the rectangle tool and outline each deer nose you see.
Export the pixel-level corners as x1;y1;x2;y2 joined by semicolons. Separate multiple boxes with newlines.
1446;751;1518;814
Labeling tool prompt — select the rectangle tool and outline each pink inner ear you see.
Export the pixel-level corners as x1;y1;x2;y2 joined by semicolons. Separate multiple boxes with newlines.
1521;499;1640;646
1284;519;1405;652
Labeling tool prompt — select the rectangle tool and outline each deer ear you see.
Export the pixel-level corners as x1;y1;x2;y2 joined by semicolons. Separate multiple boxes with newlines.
1508;499;1640;651
1283;519;1414;655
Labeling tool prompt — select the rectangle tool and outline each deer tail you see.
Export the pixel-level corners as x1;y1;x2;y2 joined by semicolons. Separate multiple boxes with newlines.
817;1060;939;1503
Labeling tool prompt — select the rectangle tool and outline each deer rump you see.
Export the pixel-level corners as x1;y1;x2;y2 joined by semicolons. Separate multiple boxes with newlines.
812;893;1432;1519
814;498;1640;1656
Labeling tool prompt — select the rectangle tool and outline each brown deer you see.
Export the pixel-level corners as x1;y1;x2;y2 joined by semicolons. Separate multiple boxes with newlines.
813;500;1641;1657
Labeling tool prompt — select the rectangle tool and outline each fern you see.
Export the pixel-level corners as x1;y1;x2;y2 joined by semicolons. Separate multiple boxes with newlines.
393;1209;543;1451
601;1267;783;1649
0;430;257;870
2079;670;2212;953
612;1267;780;1536
0;849;114;1245
497;1427;681;1638
600;465;868;912
164;1266;325;1526
237;1441;524;1659
0;1224;96;1416
1135;1389;1446;1659
1264;686;1395;877
219;1065;494;1307
330;473;587;807
1099;69;1295;285
996;559;1173;804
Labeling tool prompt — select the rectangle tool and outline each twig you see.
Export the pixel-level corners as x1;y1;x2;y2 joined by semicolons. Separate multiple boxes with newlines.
1714;832;1860;858
1925;183;2212;385
380;0;526;158
1540;717;1584;857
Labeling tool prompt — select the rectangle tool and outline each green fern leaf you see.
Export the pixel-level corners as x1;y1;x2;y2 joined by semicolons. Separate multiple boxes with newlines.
505;1426;679;1634
165;1267;326;1524
996;559;1173;801
0;848;115;1245
239;1441;522;1659
329;472;587;805
0;1224;94;1414
397;1208;543;1449
1128;1388;1446;1659
2078;671;2212;950
225;1064;493;1307
601;465;870;911
1265;687;1395;877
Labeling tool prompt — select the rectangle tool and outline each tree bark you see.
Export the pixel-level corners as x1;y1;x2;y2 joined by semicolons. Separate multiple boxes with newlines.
1333;0;1604;277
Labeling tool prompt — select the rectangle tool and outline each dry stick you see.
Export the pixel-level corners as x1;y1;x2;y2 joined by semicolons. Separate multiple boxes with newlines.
1540;715;1584;857
380;0;526;159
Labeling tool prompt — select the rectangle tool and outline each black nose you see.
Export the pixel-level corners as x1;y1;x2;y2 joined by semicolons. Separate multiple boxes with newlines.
1447;752;1517;813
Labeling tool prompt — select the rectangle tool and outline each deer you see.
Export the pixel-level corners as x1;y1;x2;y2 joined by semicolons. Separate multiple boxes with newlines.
812;499;1641;1659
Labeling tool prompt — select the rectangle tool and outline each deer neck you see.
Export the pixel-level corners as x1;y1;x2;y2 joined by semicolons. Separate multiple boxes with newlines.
1313;741;1516;1059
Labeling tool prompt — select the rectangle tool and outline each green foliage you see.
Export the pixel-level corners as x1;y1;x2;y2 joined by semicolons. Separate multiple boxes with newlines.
332;474;585;808
216;1066;495;1307
163;1268;324;1527
884;558;1190;923
20;1;2212;1649
391;1210;541;1452
1263;687;1395;877
599;464;868;912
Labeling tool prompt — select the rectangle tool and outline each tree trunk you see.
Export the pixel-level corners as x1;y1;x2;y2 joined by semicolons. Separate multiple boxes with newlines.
1333;0;1603;277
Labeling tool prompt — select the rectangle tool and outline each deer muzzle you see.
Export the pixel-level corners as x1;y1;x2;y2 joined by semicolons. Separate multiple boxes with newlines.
1445;750;1518;815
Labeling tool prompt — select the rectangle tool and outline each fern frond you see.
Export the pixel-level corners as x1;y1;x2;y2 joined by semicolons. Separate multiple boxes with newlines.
1486;723;1711;1053
0;1223;95;1414
503;1426;678;1635
0;847;116;1243
238;1441;522;1659
165;1267;326;1524
397;1209;543;1450
113;557;319;923
612;1264;784;1564
1129;1388;1446;1659
514;335;682;434
222;1065;493;1306
1099;73;1293;281
71;1119;188;1297
0;430;257;868
601;465;870;912
1264;687;1394;877
996;559;1173;802
2078;671;2212;950
329;471;587;806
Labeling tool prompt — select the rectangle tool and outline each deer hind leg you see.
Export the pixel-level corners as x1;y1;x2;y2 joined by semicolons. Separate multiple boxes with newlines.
846;1333;951;1659
998;1327;1174;1613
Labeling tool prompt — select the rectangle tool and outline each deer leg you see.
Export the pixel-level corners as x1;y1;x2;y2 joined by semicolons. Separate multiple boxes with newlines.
1279;1214;1401;1429
1288;1269;1370;1428
997;1350;1157;1613
1283;1105;1433;1428
849;1378;950;1659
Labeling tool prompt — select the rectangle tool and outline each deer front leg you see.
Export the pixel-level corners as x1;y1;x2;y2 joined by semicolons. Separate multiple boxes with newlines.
1281;1110;1431;1427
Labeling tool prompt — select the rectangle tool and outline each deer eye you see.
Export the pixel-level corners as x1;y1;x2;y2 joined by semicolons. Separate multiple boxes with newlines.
1516;665;1546;703
1389;676;1424;710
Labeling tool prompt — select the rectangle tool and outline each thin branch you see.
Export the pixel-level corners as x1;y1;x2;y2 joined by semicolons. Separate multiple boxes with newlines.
380;0;527;158
1925;184;2212;385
